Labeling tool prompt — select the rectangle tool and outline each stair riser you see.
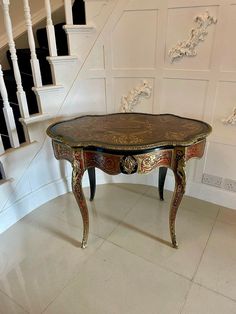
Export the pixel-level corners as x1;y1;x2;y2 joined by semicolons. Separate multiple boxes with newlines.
47;56;80;86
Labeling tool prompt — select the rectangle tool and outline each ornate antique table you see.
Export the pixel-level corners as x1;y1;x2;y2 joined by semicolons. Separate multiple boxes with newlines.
47;113;211;249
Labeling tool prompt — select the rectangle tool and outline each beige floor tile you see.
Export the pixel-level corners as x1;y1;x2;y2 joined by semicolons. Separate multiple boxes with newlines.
0;212;103;313
0;183;230;314
143;185;172;201
181;283;236;314
194;221;236;300
108;194;215;279
0;290;27;314
145;187;219;219
217;206;236;225
44;241;190;314
180;194;220;219
31;184;145;240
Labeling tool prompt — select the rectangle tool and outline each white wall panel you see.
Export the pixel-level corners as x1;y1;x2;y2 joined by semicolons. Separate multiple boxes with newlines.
112;10;158;69
204;142;236;180
220;5;236;72
86;44;105;70
212;81;236;145
62;78;107;115
161;78;208;119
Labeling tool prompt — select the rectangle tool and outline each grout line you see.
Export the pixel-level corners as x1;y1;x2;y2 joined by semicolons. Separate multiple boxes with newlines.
179;280;236;314
104;186;152;240
193;282;236;304
0;288;30;313
179;205;222;311
41;236;107;313
106;239;191;282
178;280;194;314
191;206;220;282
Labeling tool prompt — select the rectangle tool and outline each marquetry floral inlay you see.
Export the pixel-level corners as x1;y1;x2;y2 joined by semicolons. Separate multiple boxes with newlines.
222;107;236;126
169;11;217;63
120;80;152;112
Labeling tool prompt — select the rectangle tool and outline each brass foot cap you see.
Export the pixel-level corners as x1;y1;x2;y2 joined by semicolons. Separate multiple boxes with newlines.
172;242;179;249
81;241;88;249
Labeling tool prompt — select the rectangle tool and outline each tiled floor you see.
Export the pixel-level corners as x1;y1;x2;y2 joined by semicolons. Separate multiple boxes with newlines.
0;183;236;314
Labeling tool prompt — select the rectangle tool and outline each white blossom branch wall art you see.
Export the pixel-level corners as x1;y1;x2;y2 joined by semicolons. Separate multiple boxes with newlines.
222;107;236;126
120;80;152;113
169;11;217;63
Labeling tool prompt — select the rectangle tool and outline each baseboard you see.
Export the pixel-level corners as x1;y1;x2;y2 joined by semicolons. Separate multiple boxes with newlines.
0;176;71;234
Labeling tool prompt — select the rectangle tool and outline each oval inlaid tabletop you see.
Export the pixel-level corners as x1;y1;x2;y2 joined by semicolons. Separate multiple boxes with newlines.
47;113;212;151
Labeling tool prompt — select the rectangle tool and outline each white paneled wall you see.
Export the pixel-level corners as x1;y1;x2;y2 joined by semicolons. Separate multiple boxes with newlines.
79;0;236;208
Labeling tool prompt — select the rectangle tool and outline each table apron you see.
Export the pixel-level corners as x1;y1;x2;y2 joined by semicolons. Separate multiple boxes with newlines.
52;139;206;176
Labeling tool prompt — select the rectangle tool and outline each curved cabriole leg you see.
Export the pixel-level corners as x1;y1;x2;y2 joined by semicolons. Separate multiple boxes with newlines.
88;167;96;201
72;158;89;249
169;149;186;249
158;167;168;201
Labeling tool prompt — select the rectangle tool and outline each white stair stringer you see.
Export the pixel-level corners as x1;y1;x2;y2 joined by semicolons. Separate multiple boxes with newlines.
0;140;39;214
0;129;71;233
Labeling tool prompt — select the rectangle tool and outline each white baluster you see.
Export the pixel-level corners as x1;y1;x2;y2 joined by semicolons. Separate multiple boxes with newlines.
64;0;73;24
45;0;57;56
0;65;20;148
23;0;42;87
2;0;29;119
0;135;4;155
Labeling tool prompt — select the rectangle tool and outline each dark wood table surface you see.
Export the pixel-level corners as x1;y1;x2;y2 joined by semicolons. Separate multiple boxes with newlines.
47;113;212;249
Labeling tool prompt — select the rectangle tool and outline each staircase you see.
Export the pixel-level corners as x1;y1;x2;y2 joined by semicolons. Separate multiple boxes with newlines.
0;0;118;232
0;0;86;154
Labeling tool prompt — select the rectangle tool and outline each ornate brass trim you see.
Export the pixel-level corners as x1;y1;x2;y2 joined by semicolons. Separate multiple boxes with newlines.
120;155;138;174
46;113;212;151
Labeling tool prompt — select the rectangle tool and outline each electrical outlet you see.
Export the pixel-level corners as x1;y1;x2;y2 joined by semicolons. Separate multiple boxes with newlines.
202;173;222;188
223;179;236;193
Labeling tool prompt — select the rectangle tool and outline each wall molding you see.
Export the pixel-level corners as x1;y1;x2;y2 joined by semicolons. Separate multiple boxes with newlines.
169;11;217;63
222;107;236;125
120;80;152;112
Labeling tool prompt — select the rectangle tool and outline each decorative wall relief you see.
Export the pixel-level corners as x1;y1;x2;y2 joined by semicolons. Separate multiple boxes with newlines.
222;107;236;125
120;80;152;112
169;11;217;63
